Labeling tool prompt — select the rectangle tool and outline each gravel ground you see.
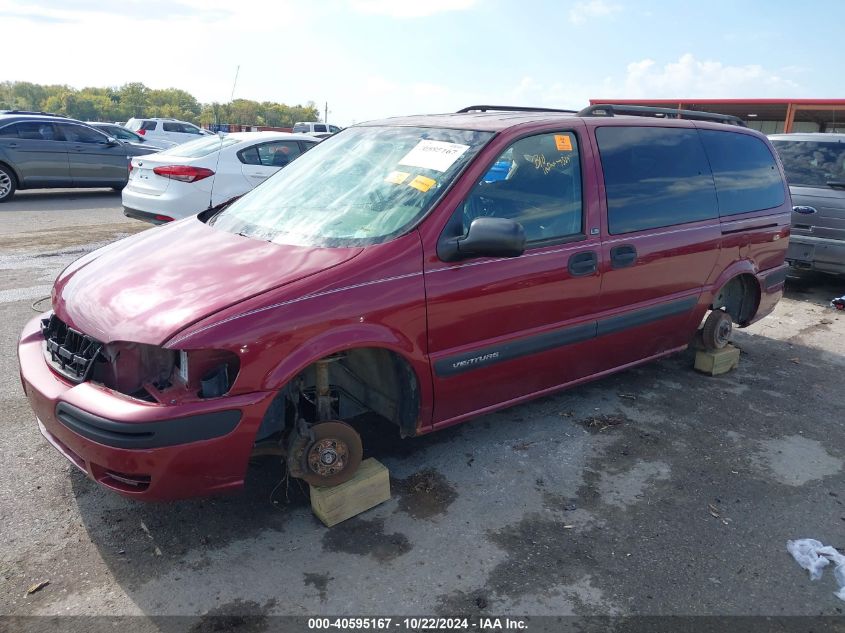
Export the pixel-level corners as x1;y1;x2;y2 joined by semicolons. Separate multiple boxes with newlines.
1;190;844;629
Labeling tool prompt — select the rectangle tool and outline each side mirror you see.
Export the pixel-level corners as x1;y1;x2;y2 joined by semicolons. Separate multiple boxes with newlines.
105;137;120;146
439;217;526;262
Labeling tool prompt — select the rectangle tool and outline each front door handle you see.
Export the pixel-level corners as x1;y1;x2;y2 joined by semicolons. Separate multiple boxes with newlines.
610;244;637;269
568;250;598;276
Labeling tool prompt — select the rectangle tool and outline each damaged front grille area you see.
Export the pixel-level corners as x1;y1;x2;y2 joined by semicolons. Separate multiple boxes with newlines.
41;314;103;383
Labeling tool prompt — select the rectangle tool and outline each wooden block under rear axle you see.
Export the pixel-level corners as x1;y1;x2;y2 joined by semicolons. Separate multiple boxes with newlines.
310;458;391;527
694;344;740;376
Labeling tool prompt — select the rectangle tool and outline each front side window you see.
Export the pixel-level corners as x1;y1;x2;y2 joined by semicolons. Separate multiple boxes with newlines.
57;124;108;143
700;130;785;215
771;139;845;187
163;122;186;133
597;126;718;235
211;126;493;247
459;132;583;243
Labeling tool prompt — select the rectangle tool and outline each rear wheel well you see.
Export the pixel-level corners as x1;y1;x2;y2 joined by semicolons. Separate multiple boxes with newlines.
254;347;421;445
0;161;19;185
711;274;760;326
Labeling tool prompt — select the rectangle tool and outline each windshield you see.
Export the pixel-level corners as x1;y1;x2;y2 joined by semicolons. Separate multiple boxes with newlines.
158;135;240;158
772;139;845;187
210;125;493;246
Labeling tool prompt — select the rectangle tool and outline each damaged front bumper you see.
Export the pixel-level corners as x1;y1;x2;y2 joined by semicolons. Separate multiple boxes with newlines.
18;314;274;500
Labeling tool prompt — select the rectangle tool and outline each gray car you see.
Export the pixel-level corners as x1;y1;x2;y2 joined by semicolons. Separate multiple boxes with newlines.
770;133;845;274
87;122;176;151
0;111;158;202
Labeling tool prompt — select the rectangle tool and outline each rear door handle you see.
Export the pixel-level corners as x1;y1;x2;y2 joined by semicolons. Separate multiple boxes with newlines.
610;244;637;269
568;250;598;276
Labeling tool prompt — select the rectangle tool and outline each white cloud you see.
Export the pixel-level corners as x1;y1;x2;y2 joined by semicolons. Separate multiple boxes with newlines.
349;0;477;18
615;53;800;98
568;0;621;25
510;54;802;112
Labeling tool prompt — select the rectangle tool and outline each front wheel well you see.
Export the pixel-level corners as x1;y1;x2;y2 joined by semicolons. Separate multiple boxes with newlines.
710;273;760;326
254;347;421;445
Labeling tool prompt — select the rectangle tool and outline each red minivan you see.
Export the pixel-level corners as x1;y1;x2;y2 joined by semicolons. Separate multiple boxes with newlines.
18;104;791;500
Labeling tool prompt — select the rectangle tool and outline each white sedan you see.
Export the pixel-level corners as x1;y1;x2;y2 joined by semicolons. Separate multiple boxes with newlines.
122;132;319;223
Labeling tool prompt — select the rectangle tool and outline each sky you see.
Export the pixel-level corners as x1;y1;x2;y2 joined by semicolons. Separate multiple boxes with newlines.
1;0;842;126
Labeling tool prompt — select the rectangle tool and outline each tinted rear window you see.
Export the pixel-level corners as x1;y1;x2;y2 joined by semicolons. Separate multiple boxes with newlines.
157;135;240;158
771;139;845;187
699;130;785;215
596;126;718;235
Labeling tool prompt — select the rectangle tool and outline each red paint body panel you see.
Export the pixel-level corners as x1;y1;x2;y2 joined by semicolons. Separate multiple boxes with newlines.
18;112;791;500
52;217;361;345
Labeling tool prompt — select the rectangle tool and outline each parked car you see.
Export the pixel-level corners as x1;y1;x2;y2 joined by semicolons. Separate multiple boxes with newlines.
87;122;176;151
122;132;318;224
769;133;845;274
125;117;211;145
18;104;790;500
292;121;341;138
0;112;157;202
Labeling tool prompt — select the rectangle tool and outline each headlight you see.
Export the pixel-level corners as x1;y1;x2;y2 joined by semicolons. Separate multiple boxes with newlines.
95;343;239;402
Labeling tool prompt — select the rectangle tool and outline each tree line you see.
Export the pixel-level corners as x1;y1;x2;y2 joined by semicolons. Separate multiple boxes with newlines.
0;81;320;127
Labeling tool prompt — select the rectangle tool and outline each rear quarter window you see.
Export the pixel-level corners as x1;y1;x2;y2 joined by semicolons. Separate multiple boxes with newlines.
699;130;785;215
596;126;718;235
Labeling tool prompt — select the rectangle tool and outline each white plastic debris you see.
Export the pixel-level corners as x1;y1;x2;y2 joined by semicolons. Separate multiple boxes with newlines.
787;538;845;601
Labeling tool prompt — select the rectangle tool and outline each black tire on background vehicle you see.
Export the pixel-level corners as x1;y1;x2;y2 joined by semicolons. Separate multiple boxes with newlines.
0;164;16;203
701;309;733;351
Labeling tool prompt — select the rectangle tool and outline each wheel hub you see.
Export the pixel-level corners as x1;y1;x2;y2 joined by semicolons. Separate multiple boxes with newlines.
307;438;349;477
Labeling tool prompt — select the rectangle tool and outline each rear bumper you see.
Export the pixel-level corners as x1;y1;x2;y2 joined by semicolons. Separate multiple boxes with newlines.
121;183;205;222
748;263;789;325
123;206;173;224
18;314;274;501
787;235;845;274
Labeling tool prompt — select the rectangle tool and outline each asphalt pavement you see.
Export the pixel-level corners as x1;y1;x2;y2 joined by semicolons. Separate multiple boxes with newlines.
1;190;844;627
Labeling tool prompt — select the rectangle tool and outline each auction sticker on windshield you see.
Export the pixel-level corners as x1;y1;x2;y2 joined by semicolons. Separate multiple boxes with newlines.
398;140;470;172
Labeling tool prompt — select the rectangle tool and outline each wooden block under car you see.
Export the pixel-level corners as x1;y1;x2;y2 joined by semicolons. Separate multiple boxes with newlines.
310;458;391;527
694;344;740;376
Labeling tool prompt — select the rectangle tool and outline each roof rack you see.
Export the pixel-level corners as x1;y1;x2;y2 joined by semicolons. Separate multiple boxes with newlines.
457;105;577;114
577;104;746;127
0;110;68;118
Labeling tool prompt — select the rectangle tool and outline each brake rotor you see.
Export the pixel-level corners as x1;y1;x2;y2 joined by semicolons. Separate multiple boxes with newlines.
298;421;362;487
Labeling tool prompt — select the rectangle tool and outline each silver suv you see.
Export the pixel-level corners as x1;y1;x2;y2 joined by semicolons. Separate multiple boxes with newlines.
125;117;211;145
770;133;845;274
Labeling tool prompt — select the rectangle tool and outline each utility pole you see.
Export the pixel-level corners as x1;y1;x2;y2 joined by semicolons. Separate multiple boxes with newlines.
324;101;328;124
230;65;240;102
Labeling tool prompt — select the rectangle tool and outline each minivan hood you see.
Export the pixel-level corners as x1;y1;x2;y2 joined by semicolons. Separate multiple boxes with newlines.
52;218;361;346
